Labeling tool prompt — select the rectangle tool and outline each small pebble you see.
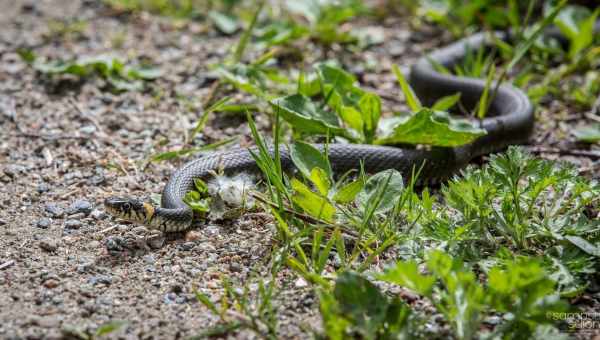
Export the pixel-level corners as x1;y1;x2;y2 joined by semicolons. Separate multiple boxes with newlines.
80;125;96;134
36;218;51;229
180;242;195;251
90;209;107;220
147;236;165;249
89;174;105;186
67;199;92;216
163;292;177;304
87;240;101;249
43;279;60;289
184;230;202;241
229;262;242;272
295;277;308;288
36;183;50;193
143;254;155;264
39;239;58;252
204;225;220;236
88;275;112;285
105;236;125;252
64;220;83;229
36;316;60;328
44;203;64;218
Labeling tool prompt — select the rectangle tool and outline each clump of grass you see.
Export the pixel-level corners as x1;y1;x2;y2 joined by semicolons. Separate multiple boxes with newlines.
17;50;161;92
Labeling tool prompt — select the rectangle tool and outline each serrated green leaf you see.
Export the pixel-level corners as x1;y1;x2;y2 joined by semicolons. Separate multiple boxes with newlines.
375;109;486;147
332;272;390;338
378;260;436;296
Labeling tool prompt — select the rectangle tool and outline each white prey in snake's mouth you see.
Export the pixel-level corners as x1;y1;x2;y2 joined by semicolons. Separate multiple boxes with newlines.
104;173;257;232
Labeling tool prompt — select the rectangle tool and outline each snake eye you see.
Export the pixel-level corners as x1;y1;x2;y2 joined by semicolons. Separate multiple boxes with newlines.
122;202;131;211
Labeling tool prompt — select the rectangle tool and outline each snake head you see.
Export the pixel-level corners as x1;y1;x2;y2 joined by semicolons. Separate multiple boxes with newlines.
104;197;155;224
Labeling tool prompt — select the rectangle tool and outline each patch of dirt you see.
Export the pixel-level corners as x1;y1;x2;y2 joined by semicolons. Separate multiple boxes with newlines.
0;1;598;338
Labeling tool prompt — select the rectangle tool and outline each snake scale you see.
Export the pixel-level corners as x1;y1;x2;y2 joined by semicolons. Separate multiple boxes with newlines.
105;25;588;232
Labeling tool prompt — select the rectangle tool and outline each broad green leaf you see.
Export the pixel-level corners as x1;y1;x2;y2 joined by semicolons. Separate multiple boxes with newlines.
571;7;600;58
375;109;486;147
270;94;347;136
291;178;335;222
378;260;435;296
356;169;403;214
338;105;364;133
572;124;600;143
358;92;381;143
290;141;332;180
208;10;239;35
285;0;320;24
333;180;364;203
432;93;461;111
311;167;331;196
392;64;421;112
332;272;390;338
318;291;351;340
317;64;356;90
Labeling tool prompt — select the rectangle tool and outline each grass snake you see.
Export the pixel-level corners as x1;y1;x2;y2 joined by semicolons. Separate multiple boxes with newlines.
105;30;542;232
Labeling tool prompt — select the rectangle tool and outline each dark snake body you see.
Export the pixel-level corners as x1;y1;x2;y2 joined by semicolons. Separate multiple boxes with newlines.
153;31;537;232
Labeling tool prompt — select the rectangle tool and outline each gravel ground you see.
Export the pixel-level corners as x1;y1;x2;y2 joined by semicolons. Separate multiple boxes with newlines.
0;1;598;339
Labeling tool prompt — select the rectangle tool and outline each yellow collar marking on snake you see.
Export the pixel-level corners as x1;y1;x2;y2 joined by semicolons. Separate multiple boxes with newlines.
143;202;155;220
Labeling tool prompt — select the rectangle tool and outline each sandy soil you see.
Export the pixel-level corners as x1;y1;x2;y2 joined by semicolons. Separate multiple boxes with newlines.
0;1;598;339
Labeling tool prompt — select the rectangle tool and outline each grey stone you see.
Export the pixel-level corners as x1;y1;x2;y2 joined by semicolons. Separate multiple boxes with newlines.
64;220;83;229
39;239;58;252
67;199;92;216
88;275;112;285
36;218;51;229
44;203;64;218
90;209;107;220
180;242;195;251
143;254;155;264
147;236;165;249
36;183;50;193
